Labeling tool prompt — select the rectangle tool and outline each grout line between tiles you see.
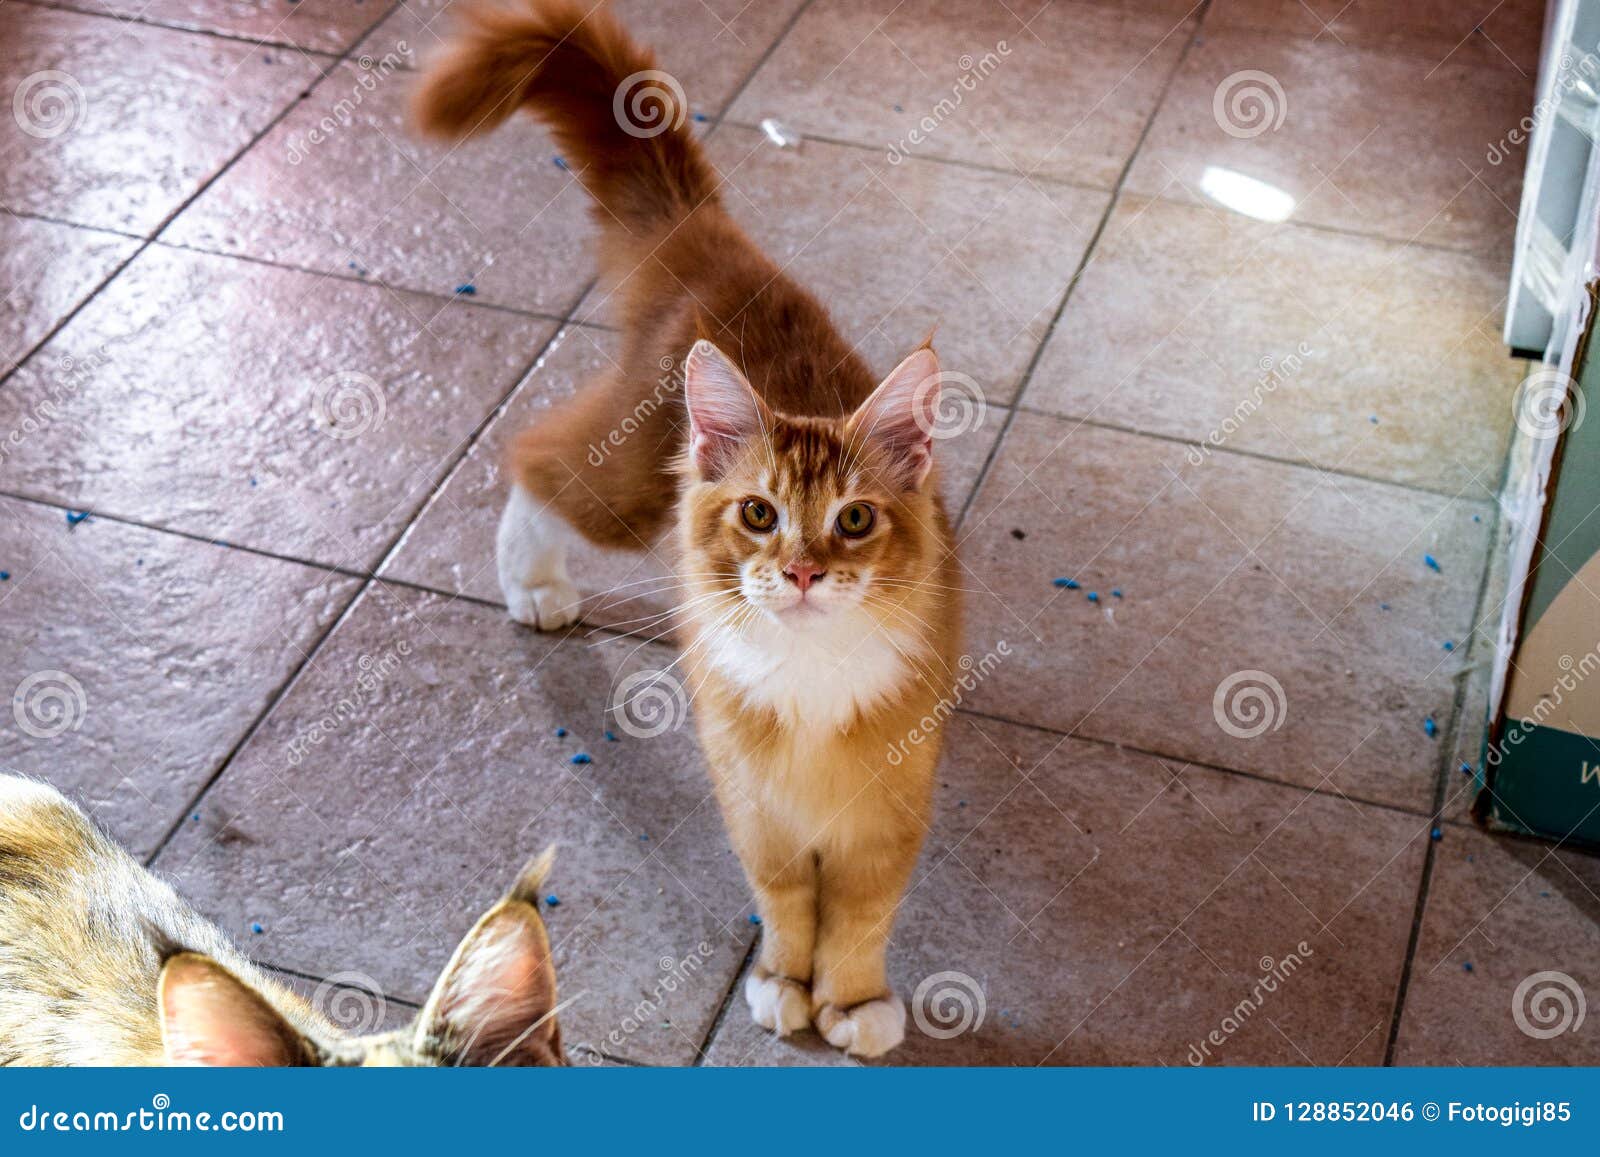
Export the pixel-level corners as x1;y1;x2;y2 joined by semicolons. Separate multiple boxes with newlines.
955;0;1212;531
1008;406;1507;505
149;239;578;324
692;935;759;1066
1378;427;1517;1065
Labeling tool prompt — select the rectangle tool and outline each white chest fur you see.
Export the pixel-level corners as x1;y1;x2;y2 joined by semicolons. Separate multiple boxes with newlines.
700;609;918;731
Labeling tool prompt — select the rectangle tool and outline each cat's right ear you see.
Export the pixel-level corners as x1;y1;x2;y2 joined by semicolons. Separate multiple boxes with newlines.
684;339;769;480
416;855;567;1067
159;953;317;1066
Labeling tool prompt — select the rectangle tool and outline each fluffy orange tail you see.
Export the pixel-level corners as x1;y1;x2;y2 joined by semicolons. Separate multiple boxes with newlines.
413;0;718;237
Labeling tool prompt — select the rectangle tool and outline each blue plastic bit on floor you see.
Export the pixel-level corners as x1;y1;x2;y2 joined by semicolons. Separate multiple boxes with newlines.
1111;589;1123;598
1430;827;1442;841
1086;591;1099;603
692;112;709;122
604;730;618;742
66;511;89;526
1460;762;1473;775
0;572;9;581
250;922;264;934
1053;577;1078;589
190;813;200;822
553;155;569;170
1463;961;1474;972
570;752;591;765
1379;602;1391;611
1472;513;1482;523
544;894;561;907
1442;641;1455;651
453;283;477;296
1369;415;1379;424
748;913;762;925
1424;553;1441;572
555;727;567;737
1424;717;1437;738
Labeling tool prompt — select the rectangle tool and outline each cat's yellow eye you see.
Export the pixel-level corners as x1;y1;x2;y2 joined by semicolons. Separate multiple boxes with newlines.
836;502;875;538
740;498;777;532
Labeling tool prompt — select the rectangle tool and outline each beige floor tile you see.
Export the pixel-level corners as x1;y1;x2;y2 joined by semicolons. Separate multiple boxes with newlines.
1394;826;1600;1064
1125;27;1532;253
162;61;595;314
1207;0;1547;72
0;6;326;236
0;246;554;569
1025;195;1521;495
0;215;138;377
957;413;1490;812
0;496;358;859
727;0;1193;186
45;0;391;53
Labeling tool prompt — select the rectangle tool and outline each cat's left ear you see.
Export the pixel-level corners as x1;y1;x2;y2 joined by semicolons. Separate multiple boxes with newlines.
416;849;567;1067
683;339;771;480
846;345;942;490
159;953;319;1066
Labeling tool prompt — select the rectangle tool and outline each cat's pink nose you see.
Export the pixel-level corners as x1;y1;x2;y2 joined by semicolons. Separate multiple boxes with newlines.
783;559;825;591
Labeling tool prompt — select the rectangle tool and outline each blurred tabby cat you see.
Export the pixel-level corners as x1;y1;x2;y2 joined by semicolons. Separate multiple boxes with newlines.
0;776;567;1066
417;0;963;1057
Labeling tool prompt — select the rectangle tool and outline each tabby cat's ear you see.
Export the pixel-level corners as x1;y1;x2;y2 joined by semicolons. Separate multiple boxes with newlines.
684;339;769;480
847;345;942;490
417;857;565;1067
159;953;317;1066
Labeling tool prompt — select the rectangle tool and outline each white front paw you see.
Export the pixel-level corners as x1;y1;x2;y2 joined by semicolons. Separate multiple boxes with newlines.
505;579;582;630
816;995;905;1058
744;972;811;1037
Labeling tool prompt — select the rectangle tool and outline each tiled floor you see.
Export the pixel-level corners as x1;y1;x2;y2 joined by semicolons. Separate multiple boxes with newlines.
2;0;1593;1067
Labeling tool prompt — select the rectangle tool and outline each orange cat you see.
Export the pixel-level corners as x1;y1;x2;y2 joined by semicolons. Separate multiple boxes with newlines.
417;0;963;1057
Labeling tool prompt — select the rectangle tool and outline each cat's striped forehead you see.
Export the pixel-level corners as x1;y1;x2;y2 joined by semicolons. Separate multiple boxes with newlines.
753;418;878;494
